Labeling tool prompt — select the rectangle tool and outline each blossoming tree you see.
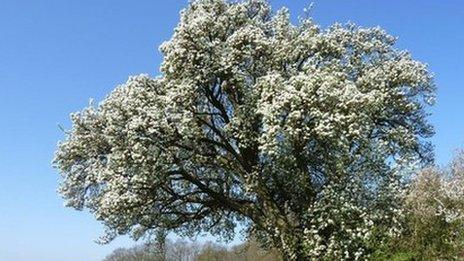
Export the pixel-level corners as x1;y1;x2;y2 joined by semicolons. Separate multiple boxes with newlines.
54;0;435;259
404;151;464;258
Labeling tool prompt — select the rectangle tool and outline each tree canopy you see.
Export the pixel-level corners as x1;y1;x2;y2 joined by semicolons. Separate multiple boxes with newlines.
54;0;434;259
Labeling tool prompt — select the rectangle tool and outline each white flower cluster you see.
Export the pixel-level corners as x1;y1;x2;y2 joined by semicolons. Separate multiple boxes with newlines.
300;172;406;260
303;180;374;260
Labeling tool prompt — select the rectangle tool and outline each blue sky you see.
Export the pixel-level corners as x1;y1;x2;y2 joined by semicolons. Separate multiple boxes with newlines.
0;0;463;260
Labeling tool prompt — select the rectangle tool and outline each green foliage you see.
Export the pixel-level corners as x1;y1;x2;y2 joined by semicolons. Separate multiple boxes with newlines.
370;250;417;261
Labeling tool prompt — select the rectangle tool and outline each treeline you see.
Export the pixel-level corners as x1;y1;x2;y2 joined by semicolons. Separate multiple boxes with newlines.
103;239;282;261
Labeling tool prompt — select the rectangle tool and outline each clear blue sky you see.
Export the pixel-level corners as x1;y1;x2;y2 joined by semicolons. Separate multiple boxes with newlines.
0;1;462;260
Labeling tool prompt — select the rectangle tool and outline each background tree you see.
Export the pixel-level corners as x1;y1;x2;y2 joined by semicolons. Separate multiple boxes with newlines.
102;239;201;261
103;239;281;261
196;240;282;261
384;151;464;259
54;0;434;259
